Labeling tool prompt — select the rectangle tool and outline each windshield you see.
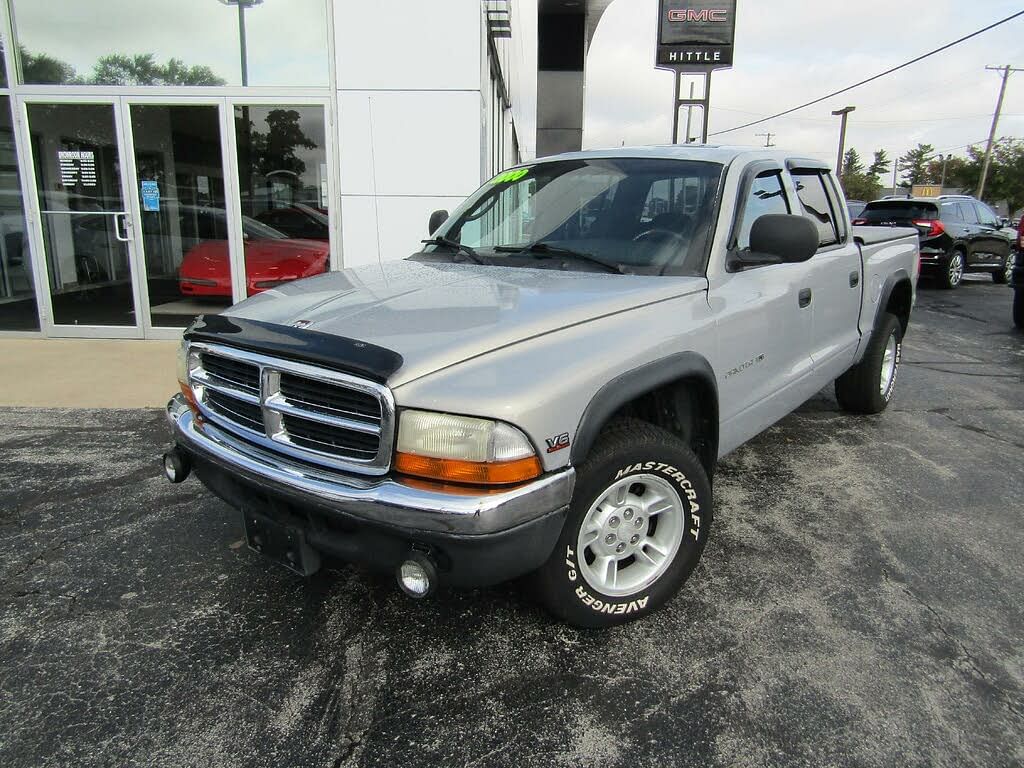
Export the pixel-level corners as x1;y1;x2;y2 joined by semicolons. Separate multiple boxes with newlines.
429;158;724;275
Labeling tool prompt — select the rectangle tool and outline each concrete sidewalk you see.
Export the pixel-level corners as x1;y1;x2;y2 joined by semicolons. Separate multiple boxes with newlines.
1;339;179;408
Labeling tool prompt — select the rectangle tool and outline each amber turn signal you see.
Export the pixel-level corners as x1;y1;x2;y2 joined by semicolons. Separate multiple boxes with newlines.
395;452;542;486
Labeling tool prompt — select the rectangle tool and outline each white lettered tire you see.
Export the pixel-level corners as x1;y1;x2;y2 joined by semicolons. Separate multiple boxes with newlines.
535;418;712;628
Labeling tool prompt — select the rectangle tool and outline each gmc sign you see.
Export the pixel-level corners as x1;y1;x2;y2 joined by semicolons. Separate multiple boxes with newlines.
657;0;737;71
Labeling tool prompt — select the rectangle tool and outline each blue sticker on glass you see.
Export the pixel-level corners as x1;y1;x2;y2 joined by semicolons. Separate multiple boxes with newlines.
141;180;160;212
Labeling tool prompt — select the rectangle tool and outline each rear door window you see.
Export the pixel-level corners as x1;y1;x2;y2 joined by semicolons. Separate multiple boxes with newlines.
790;170;839;246
958;202;979;224
939;202;963;223
735;171;790;249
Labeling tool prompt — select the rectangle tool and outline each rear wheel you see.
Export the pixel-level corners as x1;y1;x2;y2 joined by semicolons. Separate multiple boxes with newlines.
939;249;965;289
534;418;711;628
835;312;902;414
994;251;1015;284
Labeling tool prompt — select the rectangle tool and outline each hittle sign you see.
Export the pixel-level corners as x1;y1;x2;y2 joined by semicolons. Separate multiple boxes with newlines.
656;0;737;71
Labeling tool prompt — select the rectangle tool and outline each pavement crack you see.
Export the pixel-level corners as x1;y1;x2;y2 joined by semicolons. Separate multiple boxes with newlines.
883;570;1024;724
933;411;1024;451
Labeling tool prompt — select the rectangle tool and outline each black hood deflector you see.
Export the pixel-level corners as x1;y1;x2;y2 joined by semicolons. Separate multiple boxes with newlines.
184;314;403;383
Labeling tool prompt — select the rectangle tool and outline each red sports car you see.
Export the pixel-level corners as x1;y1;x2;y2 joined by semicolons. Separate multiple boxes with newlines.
179;212;329;298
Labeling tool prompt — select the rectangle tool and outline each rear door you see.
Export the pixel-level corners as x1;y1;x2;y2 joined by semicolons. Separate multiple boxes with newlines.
956;201;983;262
788;166;863;380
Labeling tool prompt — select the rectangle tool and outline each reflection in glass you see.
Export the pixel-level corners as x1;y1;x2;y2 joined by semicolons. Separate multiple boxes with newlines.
11;0;329;87
27;103;136;327
130;105;231;328
0;97;38;330
235;105;330;295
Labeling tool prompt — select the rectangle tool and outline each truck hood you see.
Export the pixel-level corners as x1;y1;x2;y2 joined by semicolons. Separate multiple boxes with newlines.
225;260;707;386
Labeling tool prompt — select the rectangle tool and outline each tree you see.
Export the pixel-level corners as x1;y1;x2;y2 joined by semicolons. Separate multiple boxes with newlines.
88;53;225;86
839;147;890;201
246;109;317;179
897;143;935;187
19;47;79;85
868;150;890;181
924;154;974;191
971;138;1024;213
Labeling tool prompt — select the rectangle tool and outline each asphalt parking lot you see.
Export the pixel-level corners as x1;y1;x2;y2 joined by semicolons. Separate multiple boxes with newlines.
2;277;1022;768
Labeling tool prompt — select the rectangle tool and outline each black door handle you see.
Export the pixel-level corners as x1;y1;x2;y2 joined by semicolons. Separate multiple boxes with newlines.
849;271;860;287
798;288;812;308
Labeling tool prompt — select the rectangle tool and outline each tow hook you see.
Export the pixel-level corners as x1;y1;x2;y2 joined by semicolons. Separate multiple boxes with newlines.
162;448;191;484
396;550;439;598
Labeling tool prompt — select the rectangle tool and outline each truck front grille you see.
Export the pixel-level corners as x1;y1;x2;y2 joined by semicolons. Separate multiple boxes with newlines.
187;342;395;475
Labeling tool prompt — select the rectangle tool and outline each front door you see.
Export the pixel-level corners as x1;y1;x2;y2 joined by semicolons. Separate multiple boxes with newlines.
22;99;144;337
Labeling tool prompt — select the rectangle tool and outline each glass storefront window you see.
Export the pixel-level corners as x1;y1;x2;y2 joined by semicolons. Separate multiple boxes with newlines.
235;105;329;296
131;104;231;329
11;0;329;87
0;96;37;330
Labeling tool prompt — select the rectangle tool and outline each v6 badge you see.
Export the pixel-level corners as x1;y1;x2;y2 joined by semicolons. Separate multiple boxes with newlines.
545;432;570;453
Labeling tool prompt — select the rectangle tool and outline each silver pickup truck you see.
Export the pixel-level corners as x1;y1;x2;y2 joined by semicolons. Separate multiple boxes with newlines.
164;146;919;627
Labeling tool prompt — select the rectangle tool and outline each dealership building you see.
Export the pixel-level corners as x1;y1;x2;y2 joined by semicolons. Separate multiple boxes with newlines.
0;0;608;340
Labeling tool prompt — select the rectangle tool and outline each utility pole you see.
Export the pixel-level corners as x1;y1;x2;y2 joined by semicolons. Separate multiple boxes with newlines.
939;154;950;189
977;65;1022;200
754;132;775;147
831;106;855;177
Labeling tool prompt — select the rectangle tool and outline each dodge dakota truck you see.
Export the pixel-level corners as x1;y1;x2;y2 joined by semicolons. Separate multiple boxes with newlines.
164;146;919;627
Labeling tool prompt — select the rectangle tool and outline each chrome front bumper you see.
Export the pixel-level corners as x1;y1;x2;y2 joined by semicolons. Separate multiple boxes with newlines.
166;395;575;536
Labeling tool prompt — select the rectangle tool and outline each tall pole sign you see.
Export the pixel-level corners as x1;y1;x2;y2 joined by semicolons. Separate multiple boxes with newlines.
655;1;737;144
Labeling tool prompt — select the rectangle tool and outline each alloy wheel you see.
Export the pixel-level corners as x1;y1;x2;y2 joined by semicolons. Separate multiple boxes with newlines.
576;474;684;597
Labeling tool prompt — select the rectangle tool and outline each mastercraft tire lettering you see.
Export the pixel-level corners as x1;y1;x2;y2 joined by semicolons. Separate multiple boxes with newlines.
535;418;712;628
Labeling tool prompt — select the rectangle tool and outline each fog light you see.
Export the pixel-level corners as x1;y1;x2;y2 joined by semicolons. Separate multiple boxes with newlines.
162;449;191;484
396;552;437;599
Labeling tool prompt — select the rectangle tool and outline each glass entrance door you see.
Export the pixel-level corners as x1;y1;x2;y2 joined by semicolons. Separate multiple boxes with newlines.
125;102;234;331
24;101;142;335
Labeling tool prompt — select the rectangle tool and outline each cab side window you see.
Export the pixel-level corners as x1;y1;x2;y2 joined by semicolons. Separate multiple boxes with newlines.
735;171;790;249
790;170;840;247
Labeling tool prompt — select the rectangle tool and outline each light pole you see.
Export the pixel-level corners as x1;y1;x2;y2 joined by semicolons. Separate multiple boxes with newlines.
218;0;264;86
831;106;856;177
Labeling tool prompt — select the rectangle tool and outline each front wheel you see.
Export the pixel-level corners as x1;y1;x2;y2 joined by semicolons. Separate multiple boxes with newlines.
534;419;712;628
835;312;903;414
994;251;1016;284
939;250;965;289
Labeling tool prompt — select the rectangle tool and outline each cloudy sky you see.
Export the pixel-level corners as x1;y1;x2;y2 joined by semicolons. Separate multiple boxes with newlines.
584;0;1024;172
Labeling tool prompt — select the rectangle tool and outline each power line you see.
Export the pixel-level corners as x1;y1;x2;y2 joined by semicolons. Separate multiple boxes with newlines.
710;10;1024;137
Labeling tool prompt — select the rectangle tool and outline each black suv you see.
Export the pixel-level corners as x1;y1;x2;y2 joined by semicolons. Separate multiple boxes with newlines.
855;195;1012;289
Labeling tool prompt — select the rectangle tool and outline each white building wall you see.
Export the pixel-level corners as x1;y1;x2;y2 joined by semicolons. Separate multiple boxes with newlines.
332;1;537;267
334;1;483;266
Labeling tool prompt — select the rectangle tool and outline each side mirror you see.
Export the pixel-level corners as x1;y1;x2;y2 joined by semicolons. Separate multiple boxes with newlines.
428;209;449;236
1000;217;1011;228
740;214;819;266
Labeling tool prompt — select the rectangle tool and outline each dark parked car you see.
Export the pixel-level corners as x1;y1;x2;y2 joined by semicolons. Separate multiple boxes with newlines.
854;195;1012;289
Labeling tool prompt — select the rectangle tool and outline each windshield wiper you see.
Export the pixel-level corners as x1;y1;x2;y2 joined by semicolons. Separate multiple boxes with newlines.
421;236;484;265
493;241;624;274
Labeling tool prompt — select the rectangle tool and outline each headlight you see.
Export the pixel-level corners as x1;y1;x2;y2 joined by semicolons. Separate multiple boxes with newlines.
395;409;542;486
